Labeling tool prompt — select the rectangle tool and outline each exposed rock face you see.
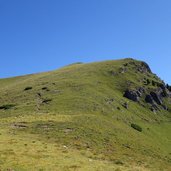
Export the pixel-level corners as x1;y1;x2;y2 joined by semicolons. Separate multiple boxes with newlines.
137;62;152;73
145;87;170;111
124;87;145;102
150;104;159;113
137;87;145;97
121;60;171;112
145;95;154;104
162;105;168;111
123;86;169;112
124;90;139;102
150;92;163;105
160;84;171;97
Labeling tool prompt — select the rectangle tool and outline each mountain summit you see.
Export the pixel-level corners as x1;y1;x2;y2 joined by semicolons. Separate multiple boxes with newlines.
0;58;171;170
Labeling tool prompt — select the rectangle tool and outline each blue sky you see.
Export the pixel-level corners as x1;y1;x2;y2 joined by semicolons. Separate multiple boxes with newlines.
0;0;171;84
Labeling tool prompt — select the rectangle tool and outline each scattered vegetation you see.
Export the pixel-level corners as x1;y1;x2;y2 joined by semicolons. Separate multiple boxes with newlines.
152;80;156;86
0;104;15;110
24;86;32;91
146;78;151;85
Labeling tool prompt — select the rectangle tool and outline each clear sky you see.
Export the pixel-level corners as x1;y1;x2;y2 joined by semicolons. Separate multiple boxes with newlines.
0;0;171;84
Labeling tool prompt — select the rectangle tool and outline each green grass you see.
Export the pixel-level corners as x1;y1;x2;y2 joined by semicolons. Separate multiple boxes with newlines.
0;58;170;170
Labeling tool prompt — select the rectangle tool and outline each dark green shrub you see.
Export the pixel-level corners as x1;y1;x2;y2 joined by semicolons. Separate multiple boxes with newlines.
156;82;163;87
24;86;32;91
131;123;142;132
0;104;15;110
42;98;52;104
115;160;124;165
42;87;49;91
117;107;121;110
146;79;150;85
152;80;156;86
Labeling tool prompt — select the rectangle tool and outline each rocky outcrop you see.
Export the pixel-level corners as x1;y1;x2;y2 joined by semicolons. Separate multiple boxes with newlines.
145;87;164;106
124;86;170;112
145;89;170;111
150;104;159;113
123;90;139;102
123;87;145;102
150;91;163;105
122;59;152;74
159;84;171;97
136;87;145;97
145;95;154;104
121;60;171;112
137;62;152;73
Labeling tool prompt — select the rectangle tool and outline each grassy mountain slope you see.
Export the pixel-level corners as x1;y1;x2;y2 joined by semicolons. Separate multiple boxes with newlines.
0;58;171;171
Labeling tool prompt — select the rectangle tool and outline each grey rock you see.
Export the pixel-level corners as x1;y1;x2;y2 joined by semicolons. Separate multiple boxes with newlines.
119;67;127;74
159;85;171;97
145;95;154;104
150;92;163;105
150;104;159;113
162;105;168;111
124;90;139;102
122;102;129;109
136;87;145;97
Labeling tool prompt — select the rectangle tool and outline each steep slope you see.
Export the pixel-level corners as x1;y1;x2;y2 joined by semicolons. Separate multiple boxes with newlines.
0;58;171;171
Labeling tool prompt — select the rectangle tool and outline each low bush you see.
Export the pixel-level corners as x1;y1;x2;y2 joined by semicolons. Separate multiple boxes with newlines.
146;79;150;85
115;160;124;165
131;123;142;132
24;86;32;91
42;87;49;91
0;104;15;110
42;87;48;90
152;80;156;86
42;98;52;104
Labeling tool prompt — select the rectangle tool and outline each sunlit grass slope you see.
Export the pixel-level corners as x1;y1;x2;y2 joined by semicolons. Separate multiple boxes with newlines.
0;58;170;171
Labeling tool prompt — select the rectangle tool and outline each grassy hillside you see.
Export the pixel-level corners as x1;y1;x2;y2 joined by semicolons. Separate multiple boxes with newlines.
0;58;171;171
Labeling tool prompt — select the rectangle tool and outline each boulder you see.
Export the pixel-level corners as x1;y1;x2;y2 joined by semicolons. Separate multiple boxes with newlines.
145;95;154;104
124;90;139;102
